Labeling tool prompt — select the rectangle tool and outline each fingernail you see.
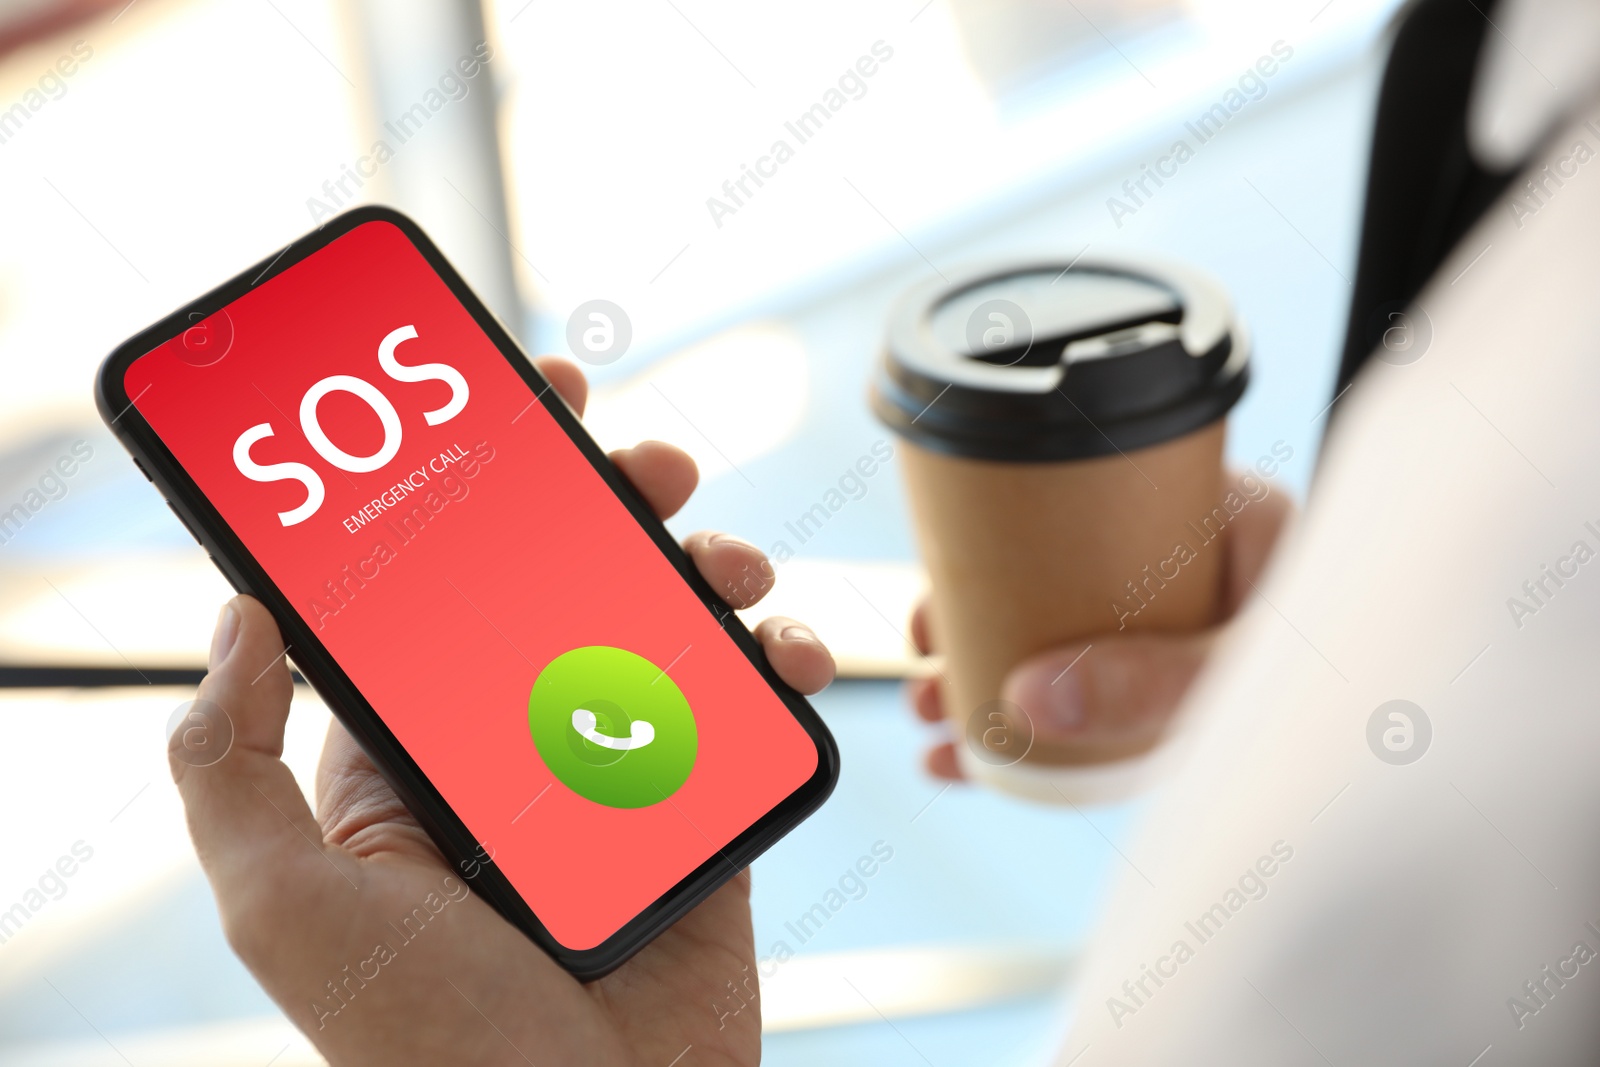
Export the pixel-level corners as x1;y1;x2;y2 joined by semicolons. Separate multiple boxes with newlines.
209;602;240;670
780;624;818;644
1036;671;1084;730
709;532;761;553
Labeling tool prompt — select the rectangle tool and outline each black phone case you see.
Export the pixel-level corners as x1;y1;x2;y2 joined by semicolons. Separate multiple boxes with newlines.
94;204;840;981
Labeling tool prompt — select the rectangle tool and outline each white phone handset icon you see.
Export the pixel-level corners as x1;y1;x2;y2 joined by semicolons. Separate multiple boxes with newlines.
571;708;655;751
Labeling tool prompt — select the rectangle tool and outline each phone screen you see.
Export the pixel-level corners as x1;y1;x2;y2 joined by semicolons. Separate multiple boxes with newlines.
123;220;820;950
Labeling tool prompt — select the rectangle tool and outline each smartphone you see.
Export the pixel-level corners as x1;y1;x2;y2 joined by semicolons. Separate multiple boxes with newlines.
96;206;839;979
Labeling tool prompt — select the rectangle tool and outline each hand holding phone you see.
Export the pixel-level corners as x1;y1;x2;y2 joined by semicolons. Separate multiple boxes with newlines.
98;208;840;1060
181;359;829;1067
102;207;836;953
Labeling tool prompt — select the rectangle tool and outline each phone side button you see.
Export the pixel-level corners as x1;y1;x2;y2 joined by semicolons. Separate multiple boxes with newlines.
205;555;249;596
166;501;202;545
132;456;153;481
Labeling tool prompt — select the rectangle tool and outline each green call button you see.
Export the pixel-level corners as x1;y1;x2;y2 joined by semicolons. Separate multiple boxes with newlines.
528;645;698;809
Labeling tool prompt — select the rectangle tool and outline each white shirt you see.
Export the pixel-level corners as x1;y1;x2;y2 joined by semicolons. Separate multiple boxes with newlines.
1056;6;1600;1062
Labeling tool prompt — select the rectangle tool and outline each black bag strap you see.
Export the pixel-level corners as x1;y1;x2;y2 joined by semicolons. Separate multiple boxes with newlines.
1332;0;1516;403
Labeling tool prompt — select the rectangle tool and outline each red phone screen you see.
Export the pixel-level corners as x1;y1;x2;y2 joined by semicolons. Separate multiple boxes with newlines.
125;220;818;950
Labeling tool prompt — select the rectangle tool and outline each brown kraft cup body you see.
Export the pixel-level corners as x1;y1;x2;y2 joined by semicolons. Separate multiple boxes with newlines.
901;421;1225;765
870;257;1248;773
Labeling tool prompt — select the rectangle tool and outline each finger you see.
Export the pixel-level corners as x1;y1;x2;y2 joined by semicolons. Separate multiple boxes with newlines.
179;598;358;923
753;616;835;695
909;598;934;655
532;356;589;418
924;742;963;781
682;531;775;610
1002;632;1213;762
611;440;699;520
906;676;944;723
1223;484;1295;616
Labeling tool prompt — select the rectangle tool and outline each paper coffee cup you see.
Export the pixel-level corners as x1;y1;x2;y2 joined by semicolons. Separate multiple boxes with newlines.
870;256;1248;794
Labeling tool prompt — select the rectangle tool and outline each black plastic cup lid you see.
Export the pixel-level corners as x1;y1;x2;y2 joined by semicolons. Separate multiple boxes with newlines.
870;256;1249;462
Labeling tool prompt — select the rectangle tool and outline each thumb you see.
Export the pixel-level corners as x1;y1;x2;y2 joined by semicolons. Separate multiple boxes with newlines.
1002;630;1213;764
176;597;358;944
